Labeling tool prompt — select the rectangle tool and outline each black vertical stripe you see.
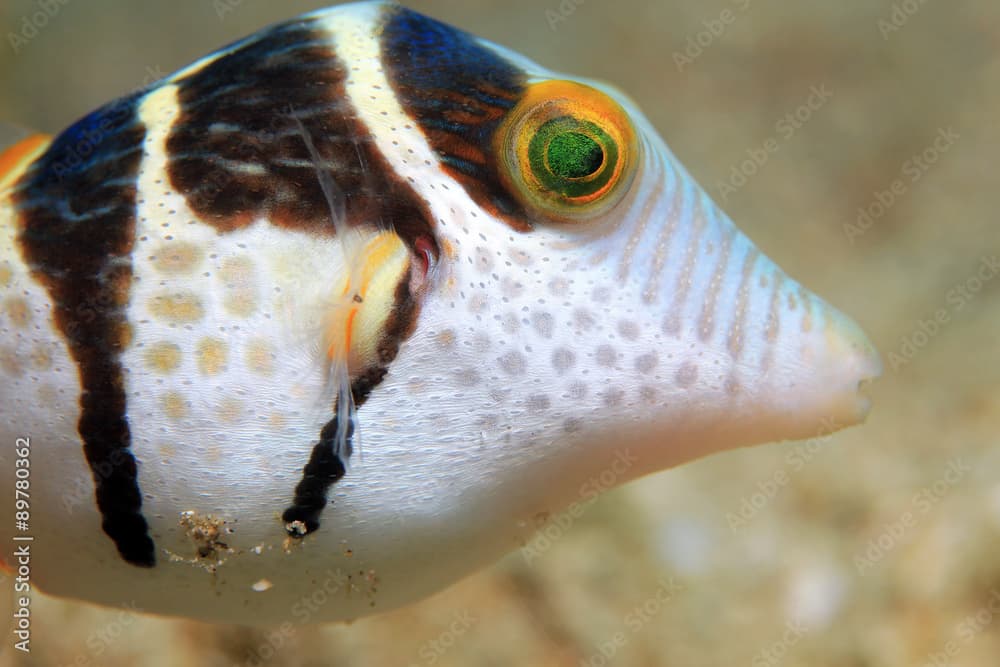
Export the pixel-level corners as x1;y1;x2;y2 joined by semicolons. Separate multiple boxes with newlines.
282;270;421;537
14;90;155;567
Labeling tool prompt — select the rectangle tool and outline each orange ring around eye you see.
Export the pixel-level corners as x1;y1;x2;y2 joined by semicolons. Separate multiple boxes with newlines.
495;80;638;221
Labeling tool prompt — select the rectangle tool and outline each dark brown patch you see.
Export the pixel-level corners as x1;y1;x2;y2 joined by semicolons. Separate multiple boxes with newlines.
13;89;155;567
380;5;530;230
165;21;437;253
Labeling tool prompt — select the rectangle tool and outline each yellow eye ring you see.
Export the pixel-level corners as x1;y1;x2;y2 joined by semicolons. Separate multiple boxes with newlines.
495;80;638;221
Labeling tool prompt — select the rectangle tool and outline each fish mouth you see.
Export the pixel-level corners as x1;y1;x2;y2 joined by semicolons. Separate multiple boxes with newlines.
832;319;884;425
854;374;879;421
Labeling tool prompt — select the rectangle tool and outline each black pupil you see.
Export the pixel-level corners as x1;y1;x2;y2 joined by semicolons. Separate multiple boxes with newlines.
547;132;604;179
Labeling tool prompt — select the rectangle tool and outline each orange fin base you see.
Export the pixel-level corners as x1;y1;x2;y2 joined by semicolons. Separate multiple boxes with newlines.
0;133;51;191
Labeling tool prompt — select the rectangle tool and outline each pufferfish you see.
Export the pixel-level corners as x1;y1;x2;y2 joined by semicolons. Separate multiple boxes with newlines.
0;1;881;625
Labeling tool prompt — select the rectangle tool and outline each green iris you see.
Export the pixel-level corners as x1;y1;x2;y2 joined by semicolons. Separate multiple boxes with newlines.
546;131;604;179
528;116;618;200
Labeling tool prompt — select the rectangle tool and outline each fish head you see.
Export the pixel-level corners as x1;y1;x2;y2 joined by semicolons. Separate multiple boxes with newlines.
362;5;883;496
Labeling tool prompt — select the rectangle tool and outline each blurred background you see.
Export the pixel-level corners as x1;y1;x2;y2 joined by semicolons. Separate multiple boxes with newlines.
1;0;998;665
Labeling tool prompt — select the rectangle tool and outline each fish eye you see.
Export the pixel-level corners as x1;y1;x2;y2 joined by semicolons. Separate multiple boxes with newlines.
496;80;639;221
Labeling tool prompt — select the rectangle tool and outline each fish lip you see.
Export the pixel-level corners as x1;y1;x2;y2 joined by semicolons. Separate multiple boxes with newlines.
852;350;883;420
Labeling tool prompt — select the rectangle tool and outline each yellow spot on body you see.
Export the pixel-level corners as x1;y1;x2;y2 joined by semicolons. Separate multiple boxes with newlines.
30;345;52;371
436;329;456;349
4;297;30;328
218;397;244;423
159;442;177;462
162;392;188;420
0;348;23;377
196;338;227;375
145;342;182;373
245;338;274;376
153;241;203;274
37;384;57;404
0;264;13;288
150;292;205;323
219;256;254;282
220;256;258;318
269;413;286;430
440;238;457;261
224;291;257;318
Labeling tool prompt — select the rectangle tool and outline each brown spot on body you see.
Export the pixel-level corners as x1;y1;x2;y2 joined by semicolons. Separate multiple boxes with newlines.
152;241;203;274
675;362;698;388
219;256;258;317
4;296;30;328
36;384;57;404
435;329;456;349
30;345;53;371
144;342;182;373
0;263;12;287
0;348;24;377
617;320;640;341
150;291;205;323
224;291;257;318
162;392;188;420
